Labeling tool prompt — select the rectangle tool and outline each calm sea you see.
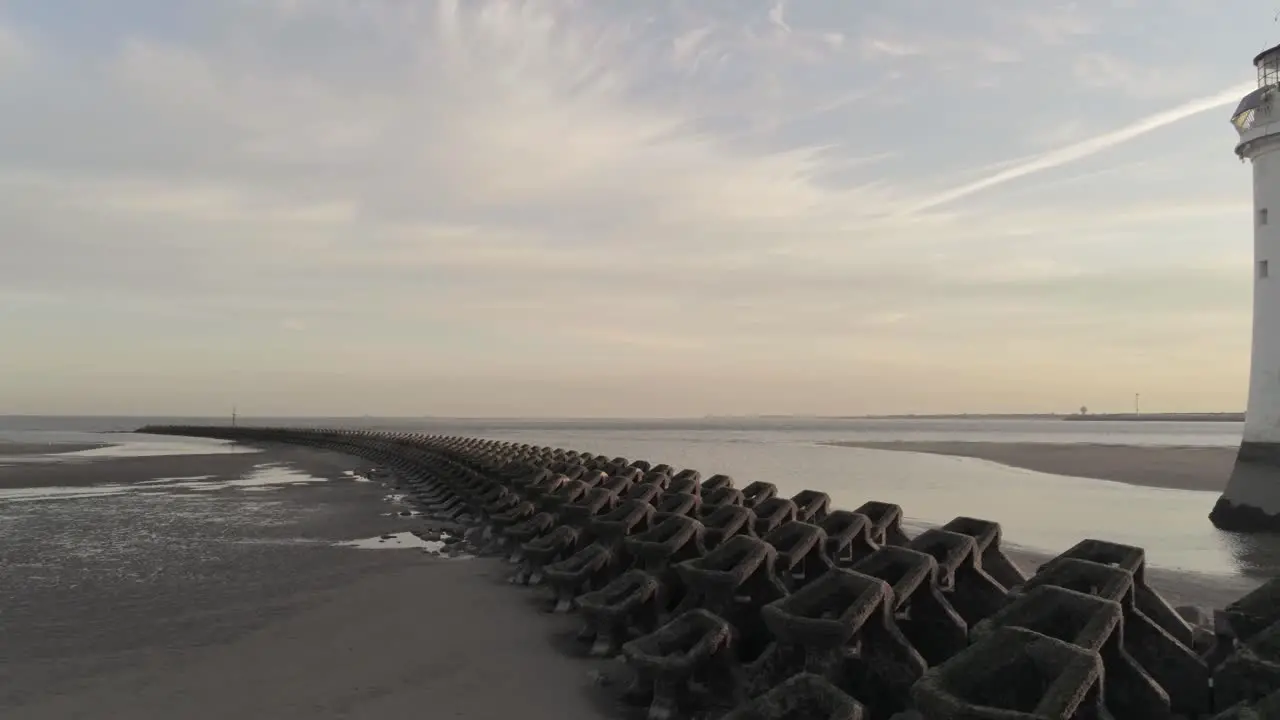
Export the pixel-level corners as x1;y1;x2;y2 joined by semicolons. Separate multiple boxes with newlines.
3;415;1274;580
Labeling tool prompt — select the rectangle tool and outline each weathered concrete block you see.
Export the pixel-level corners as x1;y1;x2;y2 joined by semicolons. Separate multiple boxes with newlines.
1211;686;1280;719
675;534;788;619
791;489;832;524
544;542;614;613
1215;618;1280;711
974;584;1170;718
756;567;924;712
741;481;779;510
820;511;880;567
621;609;736;720
763;521;833;590
665;474;701;496
578;469;609;487
854;546;967;666
701;473;735;492
671;468;702;488
912;626;1105;720
516;523;581;586
1023;556;1208;716
503;511;557;563
702;504;757;550
1054;538;1193;647
625;514;707;574
853;501;912;547
601;474;636;495
1224;578;1280;643
652;491;701;523
624;481;665;506
588;498;654;548
576;569;663;657
641;469;671;489
522;472;567;503
703;486;746;509
558;487;618;529
720;673;866;720
907;528;1010;626
754;497;800;537
536;478;589;514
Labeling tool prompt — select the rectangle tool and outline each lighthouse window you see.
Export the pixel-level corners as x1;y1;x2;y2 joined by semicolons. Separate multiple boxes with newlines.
1261;56;1280;86
1262;208;1270;225
1261;260;1270;279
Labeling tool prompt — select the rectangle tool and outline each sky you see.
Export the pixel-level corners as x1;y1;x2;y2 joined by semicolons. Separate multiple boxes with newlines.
0;0;1275;417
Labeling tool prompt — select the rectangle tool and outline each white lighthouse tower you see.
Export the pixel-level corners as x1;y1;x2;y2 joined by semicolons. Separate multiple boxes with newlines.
1211;43;1280;532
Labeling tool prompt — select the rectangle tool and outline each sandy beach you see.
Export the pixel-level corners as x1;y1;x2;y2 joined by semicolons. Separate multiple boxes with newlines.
8;559;616;720
829;440;1236;492
0;444;620;720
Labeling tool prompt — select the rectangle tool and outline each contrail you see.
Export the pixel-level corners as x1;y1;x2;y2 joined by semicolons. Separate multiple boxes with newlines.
905;81;1256;214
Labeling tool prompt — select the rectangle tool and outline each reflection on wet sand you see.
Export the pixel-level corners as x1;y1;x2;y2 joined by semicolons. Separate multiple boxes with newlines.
473;429;1265;580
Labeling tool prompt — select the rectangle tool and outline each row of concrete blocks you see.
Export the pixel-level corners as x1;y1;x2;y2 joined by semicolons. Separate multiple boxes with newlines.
139;426;1280;719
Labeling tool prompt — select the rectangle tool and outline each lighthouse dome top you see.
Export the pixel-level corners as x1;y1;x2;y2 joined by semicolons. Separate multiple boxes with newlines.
1255;42;1280;67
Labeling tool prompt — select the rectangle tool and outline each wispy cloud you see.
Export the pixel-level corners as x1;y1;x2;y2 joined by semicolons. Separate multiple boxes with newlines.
906;82;1254;214
767;0;791;34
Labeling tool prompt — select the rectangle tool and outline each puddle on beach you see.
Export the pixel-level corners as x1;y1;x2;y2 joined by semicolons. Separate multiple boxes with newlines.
137;475;217;484
336;531;469;557
473;430;1272;578
166;463;329;492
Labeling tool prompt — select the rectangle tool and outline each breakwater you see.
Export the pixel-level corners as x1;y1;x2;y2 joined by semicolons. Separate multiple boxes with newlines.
140;425;1280;719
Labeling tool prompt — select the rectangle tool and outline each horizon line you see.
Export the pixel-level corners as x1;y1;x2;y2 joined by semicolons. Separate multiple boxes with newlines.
0;411;1246;421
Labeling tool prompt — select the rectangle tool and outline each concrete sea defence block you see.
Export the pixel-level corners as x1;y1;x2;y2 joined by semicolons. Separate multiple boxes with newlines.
720;673;866;720
912;626;1105;719
819;510;880;567
621;608;737;720
652;491;701;524
972;584;1170;718
853;545;968;667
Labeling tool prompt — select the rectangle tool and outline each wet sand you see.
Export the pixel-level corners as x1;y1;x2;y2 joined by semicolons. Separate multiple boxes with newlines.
0;446;616;719
829;441;1236;492
0;445;316;489
8;559;615;720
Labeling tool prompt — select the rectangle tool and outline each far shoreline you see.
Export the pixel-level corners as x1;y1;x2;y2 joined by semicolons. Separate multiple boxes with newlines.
827;440;1236;493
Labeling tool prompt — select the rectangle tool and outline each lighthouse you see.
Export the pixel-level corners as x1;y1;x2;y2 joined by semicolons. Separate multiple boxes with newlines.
1211;43;1280;532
